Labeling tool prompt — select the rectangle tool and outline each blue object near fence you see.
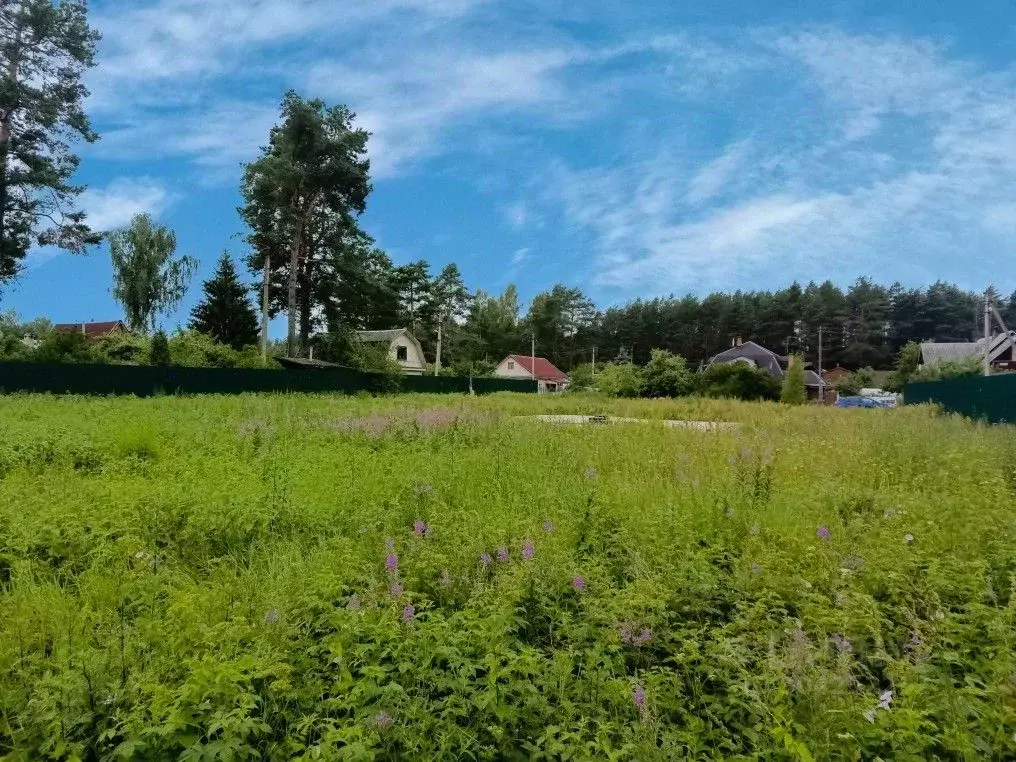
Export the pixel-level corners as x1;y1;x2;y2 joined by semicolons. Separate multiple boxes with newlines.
836;396;894;409
0;361;535;397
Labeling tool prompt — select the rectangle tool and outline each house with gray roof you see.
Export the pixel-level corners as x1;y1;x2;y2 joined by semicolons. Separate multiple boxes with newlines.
707;340;827;400
355;329;427;375
920;331;1016;371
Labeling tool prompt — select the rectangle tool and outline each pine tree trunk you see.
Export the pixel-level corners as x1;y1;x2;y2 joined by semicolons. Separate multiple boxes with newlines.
299;245;313;355
286;211;305;358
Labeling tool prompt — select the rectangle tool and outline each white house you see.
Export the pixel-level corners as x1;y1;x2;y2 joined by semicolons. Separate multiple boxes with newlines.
494;354;570;392
355;329;427;375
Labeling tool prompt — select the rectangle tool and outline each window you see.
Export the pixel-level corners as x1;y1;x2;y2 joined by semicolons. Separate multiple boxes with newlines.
507;361;515;370
396;345;408;362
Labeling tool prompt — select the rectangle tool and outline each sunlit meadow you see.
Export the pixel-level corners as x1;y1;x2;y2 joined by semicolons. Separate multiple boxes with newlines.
1;393;1014;759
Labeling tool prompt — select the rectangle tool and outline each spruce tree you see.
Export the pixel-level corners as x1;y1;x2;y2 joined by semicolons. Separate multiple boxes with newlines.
189;252;259;349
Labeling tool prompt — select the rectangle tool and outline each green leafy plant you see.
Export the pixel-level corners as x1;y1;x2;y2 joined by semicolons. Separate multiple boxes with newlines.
641;349;694;398
595;362;644;398
697;363;781;401
781;354;806;405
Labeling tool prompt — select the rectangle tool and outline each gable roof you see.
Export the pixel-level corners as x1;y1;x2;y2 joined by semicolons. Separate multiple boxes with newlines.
708;341;786;378
356;329;410;343
803;370;826;387
921;332;1016;365
505;354;569;382
53;321;128;339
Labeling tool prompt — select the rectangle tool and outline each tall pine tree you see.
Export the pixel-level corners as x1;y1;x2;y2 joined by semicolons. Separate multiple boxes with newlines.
190;253;259;350
0;0;102;290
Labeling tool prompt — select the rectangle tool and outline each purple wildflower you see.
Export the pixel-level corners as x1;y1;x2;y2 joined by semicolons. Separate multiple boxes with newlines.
402;604;415;624
390;581;404;598
413;519;428;537
572;575;586;592
373;711;393;728
832;633;853;654
497;546;509;563
522;540;535;561
480;552;492;568
263;609;280;624
347;594;361;611
440;569;451;587
817;525;832;542
618;623;634;644
385;552;399;575
740;447;753;461
633;684;648;720
635;627;653;646
414;484;434;497
542;520;555;533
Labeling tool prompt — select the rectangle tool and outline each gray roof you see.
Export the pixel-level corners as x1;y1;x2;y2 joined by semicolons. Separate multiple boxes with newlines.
803;370;826;387
709;341;786;378
921;331;1016;366
356;329;410;343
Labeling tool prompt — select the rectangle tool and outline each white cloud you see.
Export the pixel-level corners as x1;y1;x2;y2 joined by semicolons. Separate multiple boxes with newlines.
503;202;532;230
685;140;752;204
511;247;531;265
26;177;175;269
538;28;1016;294
79;177;175;232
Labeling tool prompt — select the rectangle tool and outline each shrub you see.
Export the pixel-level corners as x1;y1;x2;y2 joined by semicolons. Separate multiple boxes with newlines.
449;358;496;378
885;341;921;392
149;331;171;366
168;330;241;368
780;354;806;405
641;349;694;398
698;362;781;401
567;362;595;390
94;333;149;365
836;367;875;396
912;356;982;382
595;362;644;398
33;330;96;363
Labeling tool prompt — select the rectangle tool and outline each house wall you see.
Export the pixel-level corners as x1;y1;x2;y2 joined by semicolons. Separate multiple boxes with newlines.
494;357;532;380
387;336;426;375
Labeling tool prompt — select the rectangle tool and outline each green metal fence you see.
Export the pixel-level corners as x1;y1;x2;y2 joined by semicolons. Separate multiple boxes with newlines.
904;374;1016;423
0;361;535;397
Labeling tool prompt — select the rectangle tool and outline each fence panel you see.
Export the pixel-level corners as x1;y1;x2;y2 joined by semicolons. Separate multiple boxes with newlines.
904;374;1016;423
0;361;535;397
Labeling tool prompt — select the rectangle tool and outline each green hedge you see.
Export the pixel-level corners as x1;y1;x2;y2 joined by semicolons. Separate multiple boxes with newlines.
0;361;533;397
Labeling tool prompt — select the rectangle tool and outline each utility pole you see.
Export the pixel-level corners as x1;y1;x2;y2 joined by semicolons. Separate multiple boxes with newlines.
261;253;270;363
817;325;824;402
531;333;538;393
435;320;442;376
592;346;597;377
984;291;992;377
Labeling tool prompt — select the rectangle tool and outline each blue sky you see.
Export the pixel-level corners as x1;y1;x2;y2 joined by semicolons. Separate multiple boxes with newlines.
5;0;1016;330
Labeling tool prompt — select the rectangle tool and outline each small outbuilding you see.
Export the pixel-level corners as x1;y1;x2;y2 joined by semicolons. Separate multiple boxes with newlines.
355;329;427;375
494;354;570;393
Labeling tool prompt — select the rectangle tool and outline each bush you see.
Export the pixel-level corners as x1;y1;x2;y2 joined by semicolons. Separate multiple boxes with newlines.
641;349;694;398
835;367;875;396
149;331;171;366
912;356;982;383
168;330;242;368
885;341;921;392
780;354;806;405
94;333;149;365
567;362;595;390
697;363;781;401
33;330;96;363
448;358;496;378
595;362;644;398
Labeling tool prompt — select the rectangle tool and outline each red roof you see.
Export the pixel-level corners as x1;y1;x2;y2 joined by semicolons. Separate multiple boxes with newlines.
53;321;128;339
505;354;569;382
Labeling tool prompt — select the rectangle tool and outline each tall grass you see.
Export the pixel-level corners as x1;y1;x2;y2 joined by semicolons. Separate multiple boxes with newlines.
0;393;1014;759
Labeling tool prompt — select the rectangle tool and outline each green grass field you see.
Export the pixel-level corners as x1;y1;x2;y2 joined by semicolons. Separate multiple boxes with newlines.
1;393;1015;760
